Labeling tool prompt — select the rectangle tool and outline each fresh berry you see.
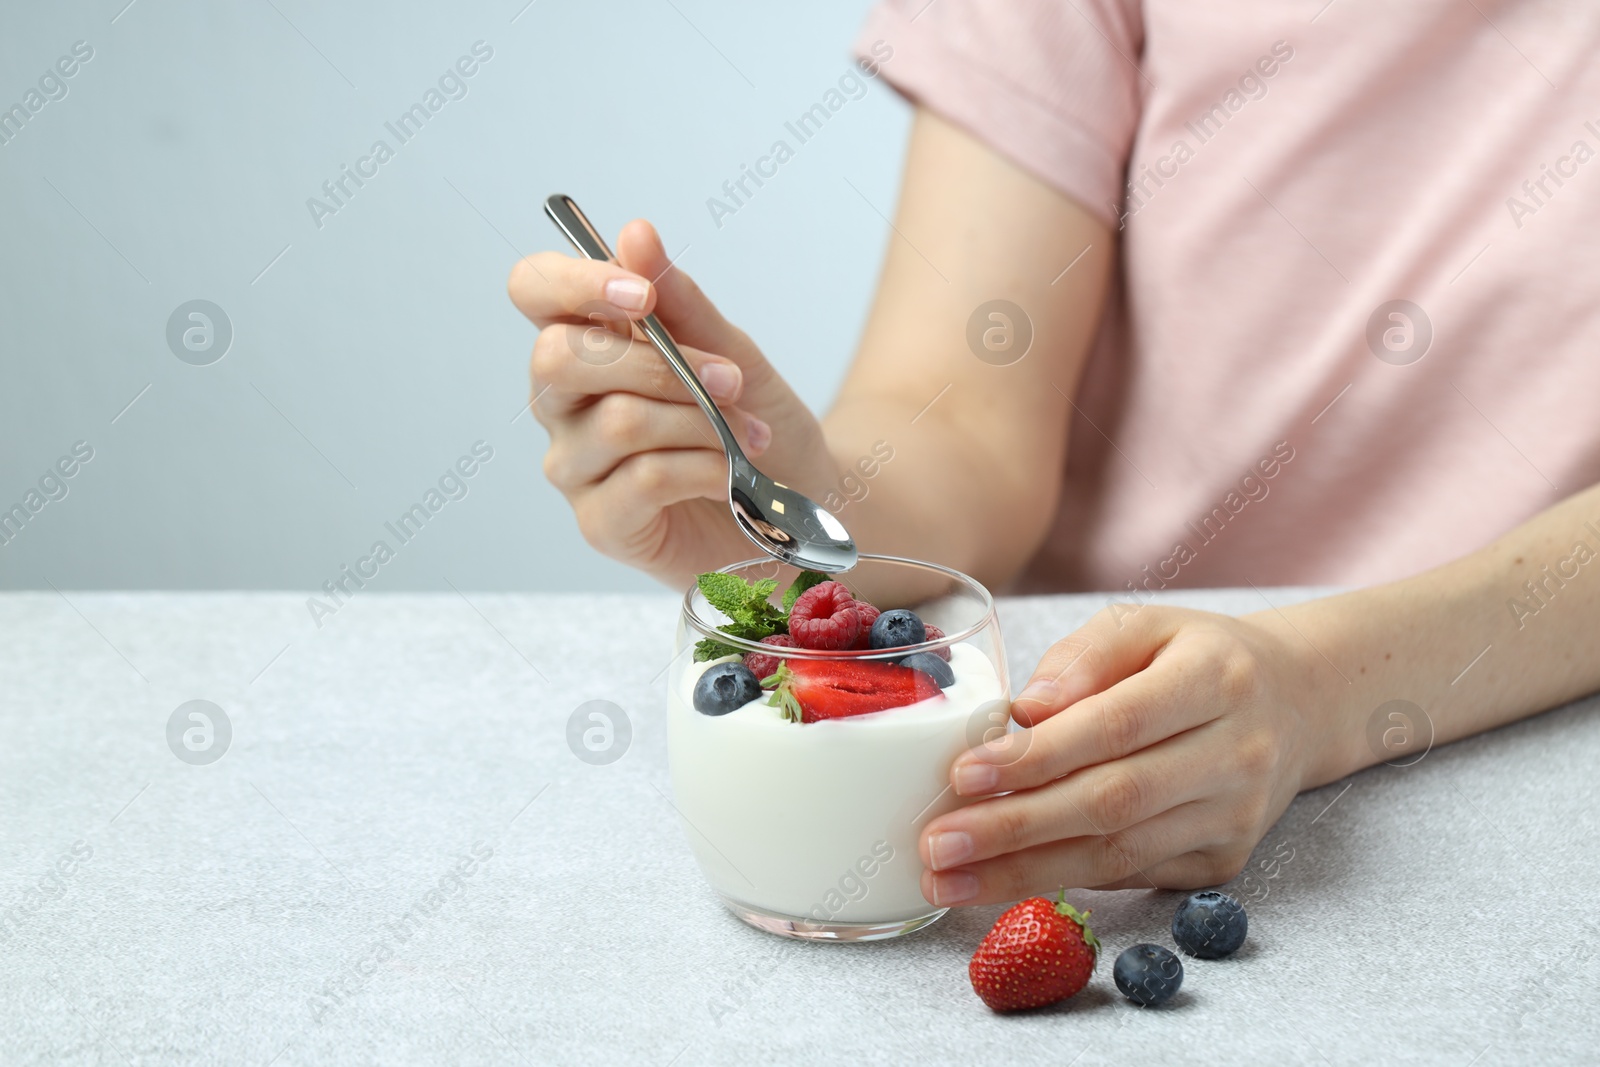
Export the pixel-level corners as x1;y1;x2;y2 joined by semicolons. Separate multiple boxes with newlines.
1113;944;1183;1006
869;608;926;651
1172;890;1248;959
787;581;862;651
692;662;762;716
921;623;951;661
766;659;943;723
969;894;1099;1012
849;602;881;650
743;634;796;685
898;651;954;688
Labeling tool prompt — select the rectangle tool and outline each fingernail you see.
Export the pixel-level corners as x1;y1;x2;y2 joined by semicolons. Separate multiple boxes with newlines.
953;762;999;796
931;871;979;906
700;361;741;401
746;417;771;453
603;276;650;312
927;830;973;870
1015;679;1058;707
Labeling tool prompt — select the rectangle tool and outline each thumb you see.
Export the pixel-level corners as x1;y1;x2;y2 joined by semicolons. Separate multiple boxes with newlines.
614;219;758;365
1012;604;1181;727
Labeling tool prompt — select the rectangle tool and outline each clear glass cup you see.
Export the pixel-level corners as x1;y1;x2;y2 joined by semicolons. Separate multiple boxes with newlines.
667;554;1010;941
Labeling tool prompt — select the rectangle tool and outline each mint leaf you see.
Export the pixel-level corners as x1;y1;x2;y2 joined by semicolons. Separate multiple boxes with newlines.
782;570;830;611
693;637;744;662
717;619;773;642
735;579;783;628
696;571;786;643
745;603;787;633
698;572;759;621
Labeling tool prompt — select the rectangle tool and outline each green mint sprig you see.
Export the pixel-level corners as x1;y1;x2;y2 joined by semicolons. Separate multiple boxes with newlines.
697;573;785;630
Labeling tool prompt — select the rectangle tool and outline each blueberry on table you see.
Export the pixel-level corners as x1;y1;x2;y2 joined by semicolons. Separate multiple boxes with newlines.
898;651;954;688
869;609;927;650
1113;944;1183;1007
693;662;762;716
1172;890;1248;959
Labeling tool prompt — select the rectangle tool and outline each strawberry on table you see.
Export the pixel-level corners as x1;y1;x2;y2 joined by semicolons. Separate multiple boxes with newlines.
969;894;1099;1012
766;659;944;723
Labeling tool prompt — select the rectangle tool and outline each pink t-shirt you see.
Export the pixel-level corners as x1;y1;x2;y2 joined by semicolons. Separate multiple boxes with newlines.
855;1;1600;594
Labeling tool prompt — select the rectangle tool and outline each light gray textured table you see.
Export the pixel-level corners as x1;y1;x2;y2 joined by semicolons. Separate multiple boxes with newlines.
2;587;1597;1066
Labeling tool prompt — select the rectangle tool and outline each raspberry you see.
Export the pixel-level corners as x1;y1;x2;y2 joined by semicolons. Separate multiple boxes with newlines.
851;602;881;650
923;623;951;662
788;581;861;650
744;634;795;685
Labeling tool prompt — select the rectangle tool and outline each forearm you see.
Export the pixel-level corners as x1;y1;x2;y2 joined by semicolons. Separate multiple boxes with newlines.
818;398;1062;590
1252;481;1600;787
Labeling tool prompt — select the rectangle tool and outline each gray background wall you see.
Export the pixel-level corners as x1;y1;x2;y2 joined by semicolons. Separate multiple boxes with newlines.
0;0;903;592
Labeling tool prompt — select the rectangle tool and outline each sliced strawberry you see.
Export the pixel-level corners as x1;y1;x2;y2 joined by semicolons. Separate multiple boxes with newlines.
767;658;944;723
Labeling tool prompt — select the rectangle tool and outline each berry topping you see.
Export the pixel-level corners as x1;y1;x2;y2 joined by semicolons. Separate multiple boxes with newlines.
743;634;796;685
898;651;954;688
969;893;1100;1012
869;608;927;651
692;661;762;716
781;569;830;611
766;659;943;723
922;623;951;661
1171;890;1248;959
1113;944;1184;1007
787;581;862;650
849;602;881;650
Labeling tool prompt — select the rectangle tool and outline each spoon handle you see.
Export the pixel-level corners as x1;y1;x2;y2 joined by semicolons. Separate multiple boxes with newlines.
543;194;743;459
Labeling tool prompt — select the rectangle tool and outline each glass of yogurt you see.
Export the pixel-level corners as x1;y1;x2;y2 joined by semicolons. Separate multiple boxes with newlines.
667;554;1009;941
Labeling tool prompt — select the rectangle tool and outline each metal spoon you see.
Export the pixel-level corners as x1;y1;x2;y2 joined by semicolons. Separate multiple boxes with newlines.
543;194;858;574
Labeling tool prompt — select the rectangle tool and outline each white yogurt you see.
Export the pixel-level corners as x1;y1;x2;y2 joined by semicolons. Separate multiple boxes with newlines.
667;643;1005;924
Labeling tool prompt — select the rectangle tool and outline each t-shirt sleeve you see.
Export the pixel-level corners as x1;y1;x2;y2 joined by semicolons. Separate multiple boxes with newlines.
853;0;1144;228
